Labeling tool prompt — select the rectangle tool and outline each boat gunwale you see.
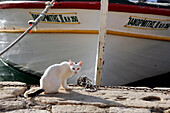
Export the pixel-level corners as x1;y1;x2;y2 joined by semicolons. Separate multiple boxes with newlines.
0;1;170;16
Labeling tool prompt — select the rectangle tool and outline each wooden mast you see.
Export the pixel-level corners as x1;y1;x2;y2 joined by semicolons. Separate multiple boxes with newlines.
95;0;108;85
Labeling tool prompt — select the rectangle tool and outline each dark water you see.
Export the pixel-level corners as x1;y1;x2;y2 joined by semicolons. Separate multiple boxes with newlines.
0;59;39;85
0;59;169;87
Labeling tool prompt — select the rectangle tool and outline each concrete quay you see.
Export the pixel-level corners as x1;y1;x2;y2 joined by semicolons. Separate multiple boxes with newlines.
0;81;170;113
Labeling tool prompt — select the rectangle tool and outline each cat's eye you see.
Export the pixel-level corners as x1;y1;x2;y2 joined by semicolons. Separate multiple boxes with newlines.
72;68;75;70
77;68;80;70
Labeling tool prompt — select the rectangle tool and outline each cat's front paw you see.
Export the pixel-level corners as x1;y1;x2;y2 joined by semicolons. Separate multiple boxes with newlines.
64;86;72;90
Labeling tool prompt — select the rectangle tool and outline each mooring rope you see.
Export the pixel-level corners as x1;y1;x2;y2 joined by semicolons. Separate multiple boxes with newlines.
0;0;56;56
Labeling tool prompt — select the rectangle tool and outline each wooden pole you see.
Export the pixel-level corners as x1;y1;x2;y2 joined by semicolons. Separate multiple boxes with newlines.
95;0;108;85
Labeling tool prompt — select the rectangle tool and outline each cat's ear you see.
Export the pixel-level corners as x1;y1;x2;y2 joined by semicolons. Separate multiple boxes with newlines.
78;61;83;66
69;59;73;66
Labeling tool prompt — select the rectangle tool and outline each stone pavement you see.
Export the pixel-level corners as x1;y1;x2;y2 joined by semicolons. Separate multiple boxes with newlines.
0;81;170;113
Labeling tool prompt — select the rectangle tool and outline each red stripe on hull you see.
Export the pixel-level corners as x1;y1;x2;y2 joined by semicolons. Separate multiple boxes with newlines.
0;1;170;16
109;3;170;16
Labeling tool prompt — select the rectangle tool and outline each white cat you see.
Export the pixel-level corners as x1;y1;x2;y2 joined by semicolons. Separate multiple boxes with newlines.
24;60;83;98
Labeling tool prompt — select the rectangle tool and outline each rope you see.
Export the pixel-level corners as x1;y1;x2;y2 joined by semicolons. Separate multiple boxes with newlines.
0;0;56;56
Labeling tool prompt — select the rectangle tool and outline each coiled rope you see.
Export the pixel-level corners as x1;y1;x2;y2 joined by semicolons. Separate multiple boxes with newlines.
0;0;56;56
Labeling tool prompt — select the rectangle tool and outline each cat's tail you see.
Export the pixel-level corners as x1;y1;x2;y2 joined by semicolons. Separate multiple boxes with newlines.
24;88;44;98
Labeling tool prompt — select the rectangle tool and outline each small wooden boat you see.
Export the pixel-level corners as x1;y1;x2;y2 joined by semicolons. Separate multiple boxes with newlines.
0;0;170;86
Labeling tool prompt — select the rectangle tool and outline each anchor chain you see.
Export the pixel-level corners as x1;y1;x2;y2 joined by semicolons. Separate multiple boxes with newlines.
77;76;97;92
0;80;169;94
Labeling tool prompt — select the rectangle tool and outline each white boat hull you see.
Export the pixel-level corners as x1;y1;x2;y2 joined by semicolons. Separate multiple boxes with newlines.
103;34;170;85
102;11;170;85
0;2;170;85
